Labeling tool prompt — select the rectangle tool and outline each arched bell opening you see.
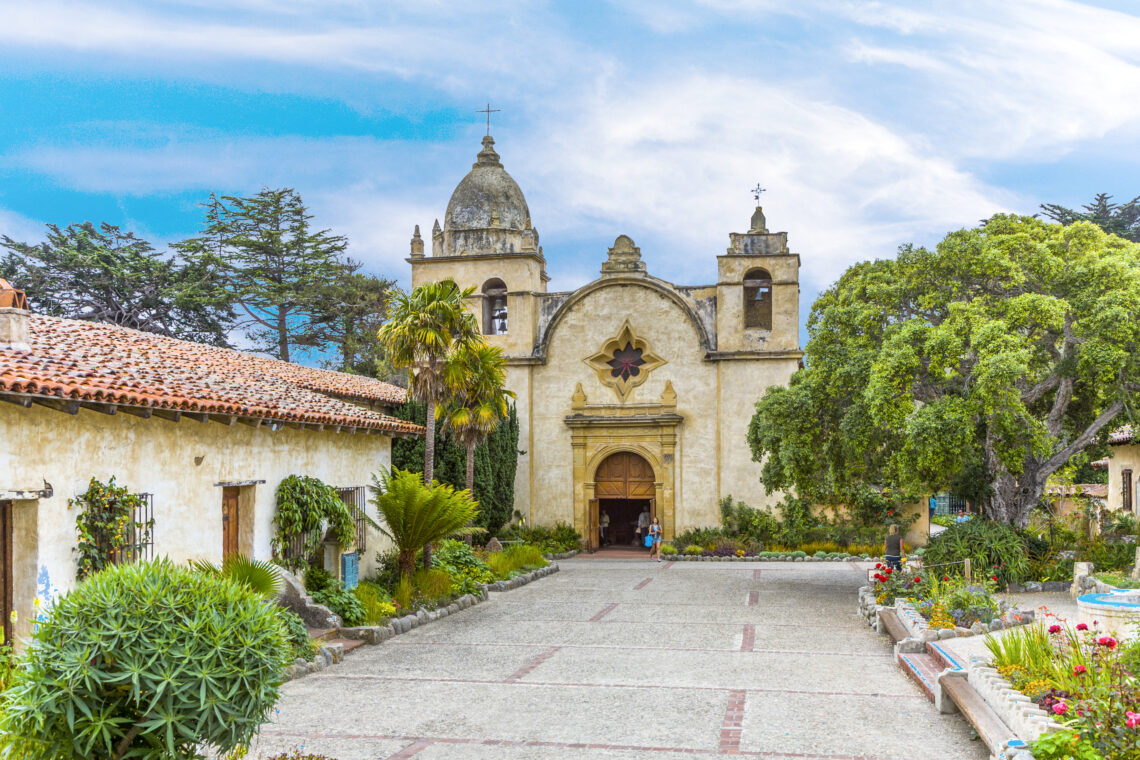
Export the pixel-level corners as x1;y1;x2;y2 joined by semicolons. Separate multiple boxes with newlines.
481;278;508;335
743;268;773;330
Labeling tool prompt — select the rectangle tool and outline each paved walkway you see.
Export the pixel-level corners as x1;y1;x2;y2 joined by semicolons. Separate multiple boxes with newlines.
252;559;987;759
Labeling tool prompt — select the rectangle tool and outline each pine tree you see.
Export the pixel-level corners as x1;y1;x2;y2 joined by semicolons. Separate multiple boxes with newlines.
1040;193;1140;242
175;189;348;362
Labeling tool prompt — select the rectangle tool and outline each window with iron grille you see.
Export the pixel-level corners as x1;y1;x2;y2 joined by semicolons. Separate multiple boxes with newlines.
338;486;369;551
111;493;155;565
1125;469;1134;512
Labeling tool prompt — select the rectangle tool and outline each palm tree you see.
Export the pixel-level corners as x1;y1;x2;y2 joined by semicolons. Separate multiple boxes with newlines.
190;554;283;599
440;340;515;493
369;468;480;582
378;280;479;486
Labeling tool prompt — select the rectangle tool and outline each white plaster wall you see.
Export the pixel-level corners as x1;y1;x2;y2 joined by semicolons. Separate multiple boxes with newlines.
1;403;395;641
1107;443;1140;511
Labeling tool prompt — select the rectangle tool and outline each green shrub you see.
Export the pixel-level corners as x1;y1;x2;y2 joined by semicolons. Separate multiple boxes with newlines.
487;552;513;577
921;518;1032;584
304;564;335;594
191;554;283;599
413;568;454;603
683;544;704;556
1030;730;1102;760
503;544;548;570
428;538;495;594
312;584;366;627
502;522;581;553
353;581;397;624
276;607;318;661
393;576;413;611
0;559;287;760
673;527;724;552
660;543;678;556
70;476;153;581
1080;539;1135;573
274;475;357;572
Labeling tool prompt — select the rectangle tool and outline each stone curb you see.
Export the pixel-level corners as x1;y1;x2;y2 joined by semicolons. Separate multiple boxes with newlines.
968;659;1063;746
281;563;561;683
543;550;580;560
668;554;882;562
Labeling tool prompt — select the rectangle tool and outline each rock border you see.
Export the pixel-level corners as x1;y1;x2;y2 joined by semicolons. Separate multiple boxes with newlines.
966;658;1062;747
543;550;580;560
857;586;1035;640
669;553;881;562
281;564;561;683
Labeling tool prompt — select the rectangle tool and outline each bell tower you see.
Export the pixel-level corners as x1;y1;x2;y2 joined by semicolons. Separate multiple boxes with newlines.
715;206;800;354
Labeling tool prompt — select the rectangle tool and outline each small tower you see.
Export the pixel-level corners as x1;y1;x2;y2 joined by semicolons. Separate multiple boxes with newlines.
716;205;800;353
409;225;424;258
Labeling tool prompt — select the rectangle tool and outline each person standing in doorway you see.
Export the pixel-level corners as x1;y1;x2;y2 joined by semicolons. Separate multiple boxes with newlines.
884;524;904;572
648;516;663;561
636;507;651;549
599;509;610;546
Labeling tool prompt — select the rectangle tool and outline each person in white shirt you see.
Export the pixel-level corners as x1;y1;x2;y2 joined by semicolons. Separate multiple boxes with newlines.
636;508;651;549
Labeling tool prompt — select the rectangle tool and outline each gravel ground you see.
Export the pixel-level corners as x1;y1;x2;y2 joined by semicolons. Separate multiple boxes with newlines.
247;558;989;759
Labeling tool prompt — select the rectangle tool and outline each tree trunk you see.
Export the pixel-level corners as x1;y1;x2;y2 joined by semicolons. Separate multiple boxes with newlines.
466;439;476;493
399;549;416;584
278;308;290;363
423;396;436;485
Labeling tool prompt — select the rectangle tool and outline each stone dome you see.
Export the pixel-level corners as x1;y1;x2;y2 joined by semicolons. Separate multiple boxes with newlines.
444;136;531;232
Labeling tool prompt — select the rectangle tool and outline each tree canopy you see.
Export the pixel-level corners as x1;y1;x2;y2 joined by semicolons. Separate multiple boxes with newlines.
175;188;348;362
1041;193;1140;243
748;215;1140;527
0;222;233;345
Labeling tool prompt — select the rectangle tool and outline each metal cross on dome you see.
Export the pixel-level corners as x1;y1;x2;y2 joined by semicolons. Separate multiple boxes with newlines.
752;183;766;203
477;103;501;136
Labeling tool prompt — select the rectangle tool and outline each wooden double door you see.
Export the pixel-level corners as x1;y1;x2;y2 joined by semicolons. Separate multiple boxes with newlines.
589;452;656;551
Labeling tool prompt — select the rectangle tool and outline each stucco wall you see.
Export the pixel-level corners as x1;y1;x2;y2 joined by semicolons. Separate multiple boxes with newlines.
1107;442;1140;512
1;403;394;643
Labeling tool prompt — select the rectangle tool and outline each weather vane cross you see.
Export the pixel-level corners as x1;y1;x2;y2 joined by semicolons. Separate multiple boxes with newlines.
477;103;501;136
751;183;766;203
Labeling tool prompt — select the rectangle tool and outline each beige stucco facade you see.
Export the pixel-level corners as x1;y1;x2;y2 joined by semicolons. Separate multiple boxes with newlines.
410;136;803;546
1;403;395;643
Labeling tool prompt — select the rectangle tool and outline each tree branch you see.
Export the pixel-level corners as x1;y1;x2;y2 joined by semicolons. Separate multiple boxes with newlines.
1041;399;1126;477
1022;373;1060;404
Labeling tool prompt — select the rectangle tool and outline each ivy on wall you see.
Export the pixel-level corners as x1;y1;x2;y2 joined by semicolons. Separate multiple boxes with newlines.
392;402;520;535
70;476;151;581
272;475;356;571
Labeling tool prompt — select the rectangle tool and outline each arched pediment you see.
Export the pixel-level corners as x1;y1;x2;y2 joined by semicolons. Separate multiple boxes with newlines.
534;275;715;360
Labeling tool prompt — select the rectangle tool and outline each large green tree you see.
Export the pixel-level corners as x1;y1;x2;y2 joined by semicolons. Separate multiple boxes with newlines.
175;188;347;362
301;266;397;377
377;280;479;485
748;215;1140;527
1;222;233;344
1041;193;1140;243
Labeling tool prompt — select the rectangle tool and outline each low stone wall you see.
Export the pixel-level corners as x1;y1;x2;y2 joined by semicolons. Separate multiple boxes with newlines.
543;550;580;560
968;660;1062;745
671;554;879;562
282;563;561;683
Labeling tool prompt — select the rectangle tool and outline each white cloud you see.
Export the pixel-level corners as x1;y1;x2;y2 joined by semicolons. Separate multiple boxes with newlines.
0;207;47;244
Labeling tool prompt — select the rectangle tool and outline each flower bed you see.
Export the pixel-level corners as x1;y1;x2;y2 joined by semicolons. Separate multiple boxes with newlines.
986;620;1140;759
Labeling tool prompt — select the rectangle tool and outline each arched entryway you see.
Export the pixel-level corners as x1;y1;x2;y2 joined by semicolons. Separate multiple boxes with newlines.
589;451;656;551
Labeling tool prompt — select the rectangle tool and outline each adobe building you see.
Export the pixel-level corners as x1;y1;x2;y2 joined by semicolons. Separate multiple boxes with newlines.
409;135;802;549
0;280;421;646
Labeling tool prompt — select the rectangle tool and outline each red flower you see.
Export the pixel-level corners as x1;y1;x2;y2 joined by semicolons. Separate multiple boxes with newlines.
1053;702;1068;715
1073;665;1087;675
885;568;893;575
1048;624;1062;634
914;577;922;583
1076;623;1088;631
991;576;998;582
1097;636;1117;649
942;576;949;581
875;563;883;569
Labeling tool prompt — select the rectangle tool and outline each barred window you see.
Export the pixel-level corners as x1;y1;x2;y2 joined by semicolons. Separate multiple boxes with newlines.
1124;469;1134;512
338;486;369;551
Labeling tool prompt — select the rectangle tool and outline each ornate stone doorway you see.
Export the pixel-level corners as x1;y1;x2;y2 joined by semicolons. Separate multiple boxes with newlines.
592;452;656;550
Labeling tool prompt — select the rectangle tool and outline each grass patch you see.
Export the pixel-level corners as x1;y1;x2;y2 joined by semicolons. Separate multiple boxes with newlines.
1092;571;1140;589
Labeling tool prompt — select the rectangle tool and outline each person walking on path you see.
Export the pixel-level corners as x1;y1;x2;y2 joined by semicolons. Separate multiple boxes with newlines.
648;516;663;561
884;524;904;572
636;507;651;549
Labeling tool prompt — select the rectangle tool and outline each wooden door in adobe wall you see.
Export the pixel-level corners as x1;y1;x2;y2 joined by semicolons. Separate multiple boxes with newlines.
222;487;239;559
594;452;656;500
1;501;12;647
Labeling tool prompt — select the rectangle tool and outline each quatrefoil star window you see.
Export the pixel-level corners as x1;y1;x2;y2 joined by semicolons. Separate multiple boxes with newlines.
585;320;665;402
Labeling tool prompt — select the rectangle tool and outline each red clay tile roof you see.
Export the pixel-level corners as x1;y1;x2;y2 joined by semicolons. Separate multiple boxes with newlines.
0;314;422;435
1046;483;1108;498
1109;425;1136;445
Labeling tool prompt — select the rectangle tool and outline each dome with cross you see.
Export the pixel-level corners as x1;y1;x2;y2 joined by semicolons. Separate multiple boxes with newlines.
444;135;531;235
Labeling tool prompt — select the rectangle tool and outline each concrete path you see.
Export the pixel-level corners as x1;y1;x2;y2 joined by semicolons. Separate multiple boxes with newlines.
251;559;987;759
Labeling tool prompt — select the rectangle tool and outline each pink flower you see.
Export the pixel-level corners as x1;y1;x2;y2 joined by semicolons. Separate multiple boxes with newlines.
1126;712;1140;729
1097;636;1117;649
1053;702;1068;715
1048;624;1062;634
1073;665;1087;675
1076;623;1088;631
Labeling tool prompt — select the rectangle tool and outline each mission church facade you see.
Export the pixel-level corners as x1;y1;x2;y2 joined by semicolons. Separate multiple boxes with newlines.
409;135;802;548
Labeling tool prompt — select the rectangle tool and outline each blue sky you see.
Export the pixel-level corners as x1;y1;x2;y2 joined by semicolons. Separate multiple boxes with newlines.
2;0;1139;344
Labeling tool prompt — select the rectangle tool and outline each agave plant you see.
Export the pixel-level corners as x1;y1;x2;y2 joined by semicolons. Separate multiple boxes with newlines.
369;467;481;581
190;553;284;599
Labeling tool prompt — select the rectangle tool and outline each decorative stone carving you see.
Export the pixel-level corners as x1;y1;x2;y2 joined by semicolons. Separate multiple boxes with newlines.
600;235;647;275
584;319;666;402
